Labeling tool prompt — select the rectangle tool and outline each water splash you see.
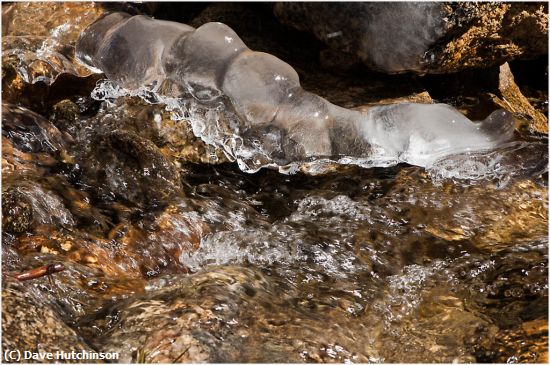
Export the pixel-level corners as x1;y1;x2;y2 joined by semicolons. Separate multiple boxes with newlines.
180;195;372;279
428;140;548;186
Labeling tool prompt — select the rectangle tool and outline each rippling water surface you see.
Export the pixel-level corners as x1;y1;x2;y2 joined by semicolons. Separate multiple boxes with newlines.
4;123;547;361
2;3;548;363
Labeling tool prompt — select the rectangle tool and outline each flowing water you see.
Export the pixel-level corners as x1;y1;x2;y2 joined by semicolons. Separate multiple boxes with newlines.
1;3;548;363
3;108;548;361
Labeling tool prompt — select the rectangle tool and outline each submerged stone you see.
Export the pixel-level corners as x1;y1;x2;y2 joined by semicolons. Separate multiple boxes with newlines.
1;279;98;363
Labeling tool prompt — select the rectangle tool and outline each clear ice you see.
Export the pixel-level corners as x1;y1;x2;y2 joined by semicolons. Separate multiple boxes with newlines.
76;12;516;174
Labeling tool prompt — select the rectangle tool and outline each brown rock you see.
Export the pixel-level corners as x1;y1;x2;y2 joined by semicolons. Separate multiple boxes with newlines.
1;104;67;179
1;2;106;111
273;2;548;74
1;2;104;82
85;129;183;207
432;3;548;74
356;91;433;110
491;62;548;133
2;279;98;363
2;187;34;234
91;266;373;363
155;109;230;165
14;202;208;280
2;2;103;42
90;97;229;166
2;103;66;154
487;318;548;363
2;137;56;177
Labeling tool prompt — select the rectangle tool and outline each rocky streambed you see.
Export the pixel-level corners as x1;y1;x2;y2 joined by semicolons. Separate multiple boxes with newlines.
1;2;548;363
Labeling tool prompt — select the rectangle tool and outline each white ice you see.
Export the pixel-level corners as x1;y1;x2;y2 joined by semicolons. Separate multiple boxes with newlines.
76;12;516;173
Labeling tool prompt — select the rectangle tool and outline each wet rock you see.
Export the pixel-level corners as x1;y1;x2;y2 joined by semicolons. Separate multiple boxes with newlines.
81;129;182;208
491;62;548;133
51;100;79;122
44;177;113;232
2;2;103;43
487;321;548;363
1;279;98;363
92;266;373;363
367;280;498;363
1;36;90;86
15;227;145;280
2;179;79;236
2;104;66;154
2;187;34;234
273;2;548;74
4;147;132;255
50;99;81;132
2;104;67;180
355;91;433;111
1;55;103;114
77;97;229;166
2;137;56;178
103;203;208;277
460;250;548;363
8;254;146;324
1;3;105;111
1;105;79;231
12;199;207;281
152;106;230;166
431;3;548;74
363;168;548;254
1;2;104;84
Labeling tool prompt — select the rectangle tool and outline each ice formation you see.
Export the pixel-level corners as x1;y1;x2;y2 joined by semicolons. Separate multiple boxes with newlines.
76;12;515;173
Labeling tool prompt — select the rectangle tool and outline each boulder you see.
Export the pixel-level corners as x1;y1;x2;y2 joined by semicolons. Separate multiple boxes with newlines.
2;279;98;363
273;2;548;74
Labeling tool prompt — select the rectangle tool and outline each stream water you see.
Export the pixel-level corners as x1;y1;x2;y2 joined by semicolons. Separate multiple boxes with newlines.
1;2;548;363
